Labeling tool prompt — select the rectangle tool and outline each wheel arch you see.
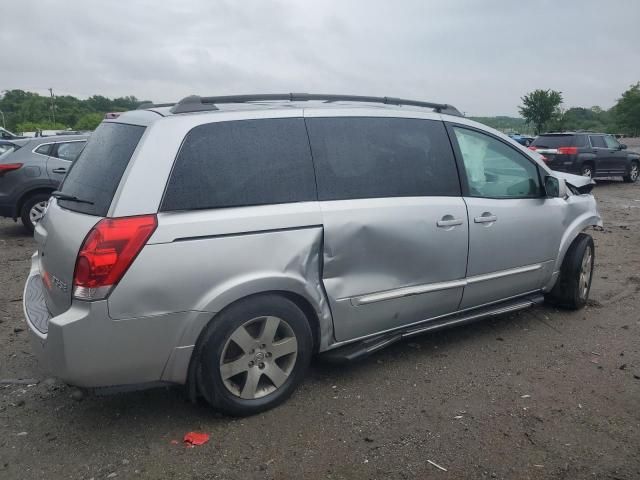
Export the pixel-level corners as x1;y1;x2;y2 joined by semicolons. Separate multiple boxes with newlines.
16;186;55;218
544;210;601;292
181;288;329;401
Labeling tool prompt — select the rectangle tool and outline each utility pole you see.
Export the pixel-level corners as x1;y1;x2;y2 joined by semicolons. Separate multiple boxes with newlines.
0;110;5;128
48;88;56;125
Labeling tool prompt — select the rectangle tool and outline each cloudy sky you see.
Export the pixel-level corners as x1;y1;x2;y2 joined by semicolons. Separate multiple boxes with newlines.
2;0;639;116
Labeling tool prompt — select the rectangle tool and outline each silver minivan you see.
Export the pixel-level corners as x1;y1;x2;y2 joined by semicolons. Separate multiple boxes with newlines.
23;94;601;416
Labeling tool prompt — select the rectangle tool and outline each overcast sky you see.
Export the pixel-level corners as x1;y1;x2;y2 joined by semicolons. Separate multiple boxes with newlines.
2;0;639;116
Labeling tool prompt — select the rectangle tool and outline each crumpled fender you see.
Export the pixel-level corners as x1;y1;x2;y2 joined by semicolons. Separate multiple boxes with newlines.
553;171;596;192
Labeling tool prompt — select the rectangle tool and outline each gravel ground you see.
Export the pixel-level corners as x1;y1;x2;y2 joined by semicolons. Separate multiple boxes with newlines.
0;180;639;480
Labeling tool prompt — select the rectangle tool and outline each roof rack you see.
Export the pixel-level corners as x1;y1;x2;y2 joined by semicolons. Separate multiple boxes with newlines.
136;102;176;110
169;93;462;116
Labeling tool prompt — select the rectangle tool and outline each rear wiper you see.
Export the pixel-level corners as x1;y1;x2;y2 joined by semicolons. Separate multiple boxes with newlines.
51;191;94;205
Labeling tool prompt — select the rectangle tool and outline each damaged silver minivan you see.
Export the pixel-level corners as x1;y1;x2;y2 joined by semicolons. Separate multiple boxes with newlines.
23;94;601;415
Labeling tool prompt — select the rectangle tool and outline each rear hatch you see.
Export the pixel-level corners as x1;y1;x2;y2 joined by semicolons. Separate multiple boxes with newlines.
530;134;577;169
36;122;145;316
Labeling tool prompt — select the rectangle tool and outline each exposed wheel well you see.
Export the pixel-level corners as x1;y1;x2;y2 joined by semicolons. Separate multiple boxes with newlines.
16;188;54;218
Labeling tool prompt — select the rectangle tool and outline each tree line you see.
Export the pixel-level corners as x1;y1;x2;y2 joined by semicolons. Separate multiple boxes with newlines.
517;83;640;136
0;90;144;132
1;84;639;136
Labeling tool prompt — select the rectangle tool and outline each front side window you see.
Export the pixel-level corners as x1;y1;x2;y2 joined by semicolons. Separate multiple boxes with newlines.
162;118;317;211
306;117;460;200
589;135;606;148
604;135;620;149
452;127;542;199
55;141;86;162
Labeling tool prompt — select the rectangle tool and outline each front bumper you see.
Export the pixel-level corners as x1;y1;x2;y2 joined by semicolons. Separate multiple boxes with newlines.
23;253;205;388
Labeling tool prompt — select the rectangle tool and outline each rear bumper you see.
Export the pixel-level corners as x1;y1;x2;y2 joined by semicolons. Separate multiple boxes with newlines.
23;253;205;388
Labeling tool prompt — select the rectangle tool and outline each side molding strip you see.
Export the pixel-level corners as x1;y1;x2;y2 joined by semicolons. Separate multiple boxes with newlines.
350;263;542;306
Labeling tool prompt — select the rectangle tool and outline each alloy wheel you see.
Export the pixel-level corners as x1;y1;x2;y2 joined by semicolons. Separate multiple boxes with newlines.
578;246;593;300
220;316;298;399
631;164;639;181
582;166;592;178
29;200;48;226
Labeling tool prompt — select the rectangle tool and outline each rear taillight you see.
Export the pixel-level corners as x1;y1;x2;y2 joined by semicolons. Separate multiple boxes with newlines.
0;163;23;177
557;146;578;155
73;214;157;300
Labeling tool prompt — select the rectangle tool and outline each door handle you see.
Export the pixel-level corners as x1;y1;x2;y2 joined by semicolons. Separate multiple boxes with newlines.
474;213;498;223
52;168;67;174
436;216;464;228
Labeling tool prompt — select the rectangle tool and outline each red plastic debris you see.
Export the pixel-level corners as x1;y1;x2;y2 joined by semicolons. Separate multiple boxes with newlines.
170;440;179;445
183;432;210;447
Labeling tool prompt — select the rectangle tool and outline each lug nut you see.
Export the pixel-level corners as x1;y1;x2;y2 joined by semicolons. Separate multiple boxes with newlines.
258;362;265;369
266;352;272;358
248;361;255;367
260;344;266;349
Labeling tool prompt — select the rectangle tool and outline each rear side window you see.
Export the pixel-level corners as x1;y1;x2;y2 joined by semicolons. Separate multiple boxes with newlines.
589;135;606;148
162;118;316;211
306;117;460;200
531;135;575;148
59;123;145;216
54;141;86;162
35;144;52;156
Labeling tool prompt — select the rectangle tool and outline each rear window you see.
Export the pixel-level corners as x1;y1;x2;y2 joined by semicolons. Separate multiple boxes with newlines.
306;117;460;200
161;118;317;211
58;123;145;216
531;135;576;148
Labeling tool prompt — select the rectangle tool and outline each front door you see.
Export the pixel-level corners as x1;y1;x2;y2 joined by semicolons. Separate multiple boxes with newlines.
305;115;469;341
448;125;564;309
603;135;628;175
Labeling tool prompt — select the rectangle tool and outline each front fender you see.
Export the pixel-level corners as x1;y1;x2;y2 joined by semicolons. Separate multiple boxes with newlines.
545;194;601;291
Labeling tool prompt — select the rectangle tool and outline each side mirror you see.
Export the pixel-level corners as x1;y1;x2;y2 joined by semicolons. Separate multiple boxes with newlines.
545;175;567;198
620;143;627;150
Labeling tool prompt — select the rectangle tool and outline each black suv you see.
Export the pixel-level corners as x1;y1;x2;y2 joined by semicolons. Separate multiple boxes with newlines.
530;132;639;182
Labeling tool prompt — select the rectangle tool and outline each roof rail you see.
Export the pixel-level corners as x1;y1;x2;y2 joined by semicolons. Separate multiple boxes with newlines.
170;93;462;116
136;102;176;110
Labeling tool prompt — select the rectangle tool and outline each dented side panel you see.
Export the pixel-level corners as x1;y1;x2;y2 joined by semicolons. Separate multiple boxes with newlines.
319;197;469;341
108;202;336;352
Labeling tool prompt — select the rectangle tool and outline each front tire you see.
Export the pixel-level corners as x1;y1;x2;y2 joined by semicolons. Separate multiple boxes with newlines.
20;193;50;233
623;161;639;183
581;163;594;179
197;295;313;416
546;233;595;310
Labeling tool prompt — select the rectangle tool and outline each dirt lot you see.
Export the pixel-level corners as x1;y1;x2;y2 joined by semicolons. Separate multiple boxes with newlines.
0;180;639;480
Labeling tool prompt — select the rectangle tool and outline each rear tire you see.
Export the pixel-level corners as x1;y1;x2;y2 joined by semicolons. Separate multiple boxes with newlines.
20;193;50;233
545;233;594;310
623;160;639;183
196;295;313;416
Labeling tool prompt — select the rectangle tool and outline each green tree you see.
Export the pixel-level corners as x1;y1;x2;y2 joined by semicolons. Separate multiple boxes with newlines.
15;121;67;133
518;89;563;134
612;83;640;136
74;112;104;130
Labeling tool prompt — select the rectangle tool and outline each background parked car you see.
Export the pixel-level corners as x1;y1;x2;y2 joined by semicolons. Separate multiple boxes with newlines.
0;127;26;140
0;134;88;231
508;132;535;146
530;132;640;182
